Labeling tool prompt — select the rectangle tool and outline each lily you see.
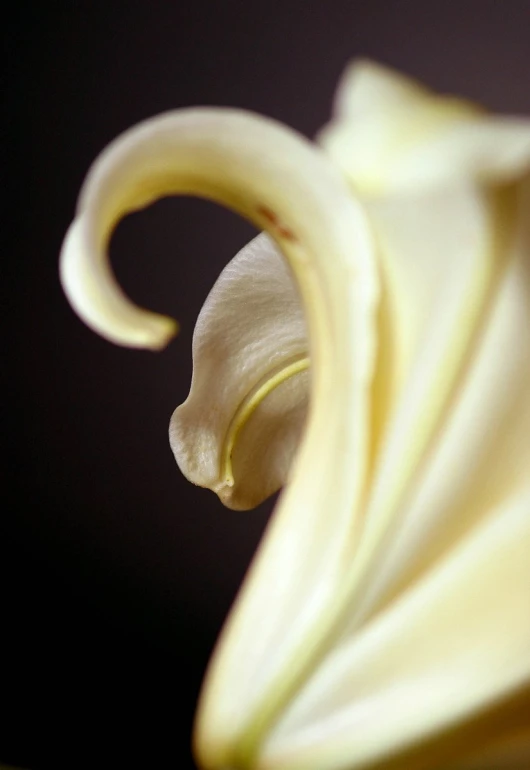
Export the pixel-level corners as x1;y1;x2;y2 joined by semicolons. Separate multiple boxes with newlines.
60;61;530;769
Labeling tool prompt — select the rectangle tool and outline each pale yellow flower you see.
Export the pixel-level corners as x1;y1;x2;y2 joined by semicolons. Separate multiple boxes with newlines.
60;61;530;770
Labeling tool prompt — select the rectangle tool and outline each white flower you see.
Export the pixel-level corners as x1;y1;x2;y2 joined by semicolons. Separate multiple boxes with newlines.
60;61;530;770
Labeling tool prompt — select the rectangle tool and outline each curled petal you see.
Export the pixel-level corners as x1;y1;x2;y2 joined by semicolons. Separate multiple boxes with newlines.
59;108;379;768
169;233;310;510
60;216;178;349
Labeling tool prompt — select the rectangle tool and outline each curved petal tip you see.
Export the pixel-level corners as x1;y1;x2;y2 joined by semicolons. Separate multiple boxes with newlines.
60;218;178;350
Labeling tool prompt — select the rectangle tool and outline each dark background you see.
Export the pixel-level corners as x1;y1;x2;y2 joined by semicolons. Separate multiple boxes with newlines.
4;2;530;768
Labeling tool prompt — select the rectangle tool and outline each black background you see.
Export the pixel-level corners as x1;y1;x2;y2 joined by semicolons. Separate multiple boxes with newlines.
4;2;530;768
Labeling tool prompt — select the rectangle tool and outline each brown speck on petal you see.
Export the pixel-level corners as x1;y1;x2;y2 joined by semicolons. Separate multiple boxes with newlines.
257;204;298;242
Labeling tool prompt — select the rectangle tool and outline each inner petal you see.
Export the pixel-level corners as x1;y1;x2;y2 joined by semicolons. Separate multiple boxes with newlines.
169;232;309;507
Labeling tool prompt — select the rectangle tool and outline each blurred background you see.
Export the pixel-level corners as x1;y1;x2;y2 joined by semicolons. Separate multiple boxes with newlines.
4;1;530;767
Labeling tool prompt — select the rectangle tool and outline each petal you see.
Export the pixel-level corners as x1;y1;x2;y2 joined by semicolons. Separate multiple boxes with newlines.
59;108;380;768
315;60;530;640
349;178;530;624
366;184;498;457
260;178;530;770
318;59;530;196
330;183;504;618
169;233;310;510
262;485;530;770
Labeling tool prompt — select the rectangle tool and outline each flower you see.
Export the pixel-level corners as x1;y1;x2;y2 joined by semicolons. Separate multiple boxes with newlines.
60;61;530;769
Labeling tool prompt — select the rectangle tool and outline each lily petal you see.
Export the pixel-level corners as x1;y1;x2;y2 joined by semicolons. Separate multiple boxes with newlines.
169;233;310;510
262;483;530;770
319;59;530;195
59;107;380;769
252;186;530;770
232;64;530;770
352;178;530;625
255;177;530;770
191;66;530;768
314;60;530;624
